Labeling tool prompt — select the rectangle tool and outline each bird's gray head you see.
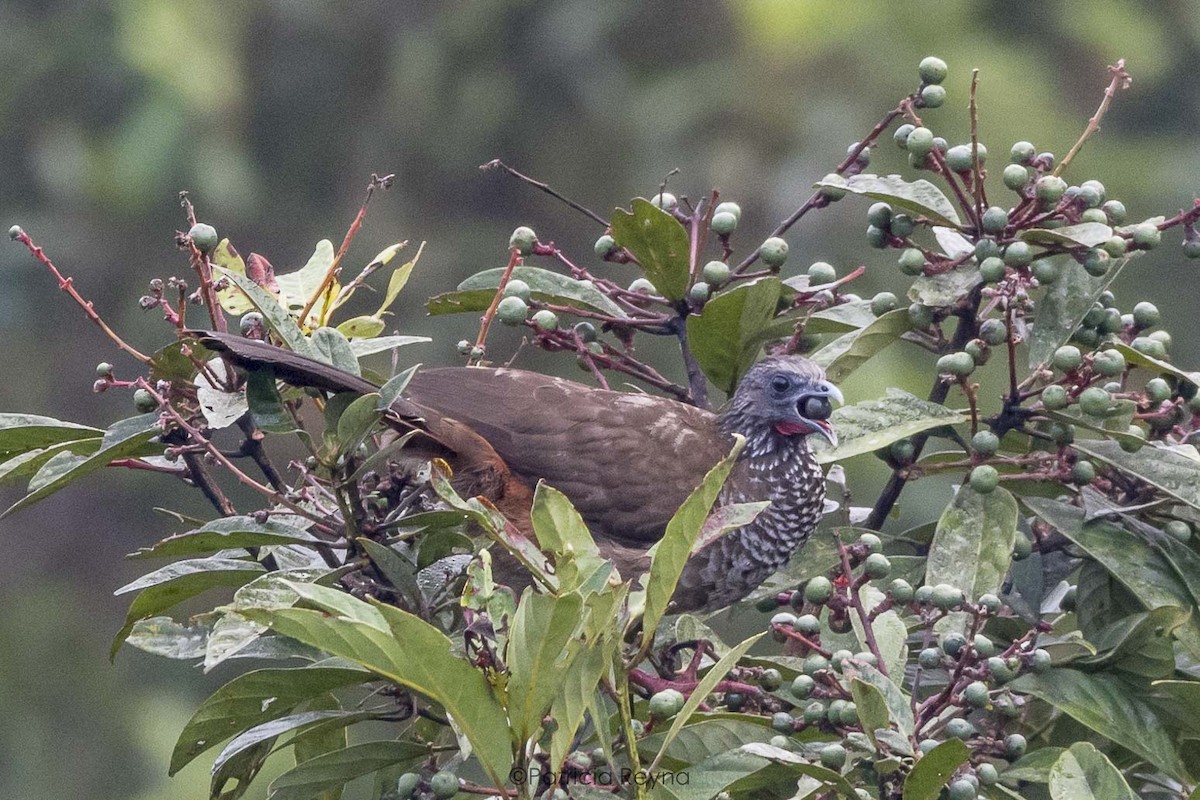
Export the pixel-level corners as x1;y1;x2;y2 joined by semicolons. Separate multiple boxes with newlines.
719;356;843;448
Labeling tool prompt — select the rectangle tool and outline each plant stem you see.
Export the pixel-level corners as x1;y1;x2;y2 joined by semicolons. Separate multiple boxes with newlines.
480;158;609;227
1053;59;1131;178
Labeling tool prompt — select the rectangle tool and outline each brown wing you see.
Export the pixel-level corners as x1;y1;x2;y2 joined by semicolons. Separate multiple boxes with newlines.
406;367;734;544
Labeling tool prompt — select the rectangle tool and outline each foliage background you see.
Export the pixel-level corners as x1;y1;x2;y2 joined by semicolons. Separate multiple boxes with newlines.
0;2;1197;798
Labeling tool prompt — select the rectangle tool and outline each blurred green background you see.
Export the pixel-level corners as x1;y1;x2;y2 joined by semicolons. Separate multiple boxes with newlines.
0;2;1197;798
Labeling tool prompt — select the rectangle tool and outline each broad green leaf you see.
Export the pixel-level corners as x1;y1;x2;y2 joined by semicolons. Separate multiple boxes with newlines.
639;437;744;654
811;308;910;383
0;438;101;486
246;368;300;433
505;592;585;742
290;695;348;800
818;173;961;227
334;393;382;457
903;739;970;800
275;239;338;324
1002;747;1065;784
347;335;430;357
356;538;421;611
150;339;214;383
169;665;369;774
126;616;209;660
335;315;386;339
311;327;361;376
1011;668;1186;780
609;198;691;300
907;266;982;307
429;266;627;317
846;586;908;680
132;516;320;558
1110;341;1200;388
267;741;427;800
1028;256;1125;368
212;238;254;314
195;359;248;429
1077;605;1190;678
1073;439;1200;512
847;663;913;735
0;414;101;453
759;299;876;341
687;277;782;394
214;269;318;358
850;678;891;746
2;414;162;518
932;225;975;258
815;389;966;464
1021;222;1113;249
548;632;615;771
926;485;1018;605
661;744;854;800
1048;742;1137;800
530;482;606;592
374;241;424;316
377;365;418;411
652;716;775;765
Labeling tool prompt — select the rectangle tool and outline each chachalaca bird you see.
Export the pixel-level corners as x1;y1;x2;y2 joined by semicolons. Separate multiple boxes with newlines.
191;331;842;611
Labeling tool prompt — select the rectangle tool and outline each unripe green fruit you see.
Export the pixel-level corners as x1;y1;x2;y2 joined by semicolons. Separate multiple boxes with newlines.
689;282;711;303
918;55;949;84
714;201;741;220
947;778;976;800
759;237;789;267
96;362;114;378
973;633;996;658
531;310;558;330
889;438;916;464
759;668;783;691
818;174;847;201
791;674;815;698
769;611;797;633
1080;208;1108;224
918;647;942;669
1077;185;1102;209
972;430;1000;456
1049;421;1075;444
188;223;219;253
906;126;935;156
907;303;934;330
1035;175;1068;204
914;585;935;605
1092;348;1124;376
1041;384;1069;410
945;143;986;172
1145;377;1172;404
496;295;529;325
702;260;731;286
594;234;616;257
456;339;473;356
1004;733;1027;760
1149;329;1172;350
963;680;990;709
807;261;837;284
1029;648;1052;674
942;631;968;657
863;553;891;579
820;743;848;770
838;700;860;725
870;292;898;317
572;321;598;343
886;579;913;604
897;247;925;276
503;279;531;302
857;532;883;553
1031;259;1060;284
987;656;1014;684
893;123;915;148
1097;199;1126;225
629;277;656;294
1083;248;1111;277
920;84;946;108
1183;239;1200;259
1072;460;1096;485
803;701;827;724
946;718;975;740
937;352;975;377
805;575;834;604
1006;141;1035;165
1102;236;1128;258
965;341;990;366
1132;222;1161;249
1131;336;1167;360
1003;241;1033;267
981;206;1009;234
649;688;685;719
1132;301;1160;328
710;211;738;235
803;653;830;676
771;711;794;733
867;202;893;229
393;772;421;799
970;465;999;494
932;583;965;609
651;192;677;211
1165;520;1193;542
978;319;1007;346
866;225;889;248
889;213;916;238
429;770;459;799
795;613;821;635
1002;163;1029;190
979;256;1006;283
133;388;157;413
1051;345;1083;372
509;226;537;254
1078;385;1113;417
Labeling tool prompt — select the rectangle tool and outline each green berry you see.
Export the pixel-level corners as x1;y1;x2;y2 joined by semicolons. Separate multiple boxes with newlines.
1003;241;1033;267
1101;199;1127;224
648;688;685;719
689;282;711;303
702;260;731;286
964;680;991;709
1004;733;1027;760
1131;336;1167;360
866;225;889;248
1102;236;1128;257
496;295;529;325
932;583;965;609
906;126;935;156
769;611;797;632
1035;175;1068;204
1094;347;1126;376
867;202;893;229
870;292;899;317
1132;301;1160;328
977;593;1002;614
1078;386;1112;417
807;261;837;284
889;578;914;603
710;211;738;235
759;668;783;691
920;84;946;108
919;647;942;669
1083;248;1111;277
973;633;996;658
188;223;219;253
1081;208;1109;224
1048;421;1075;444
791;674;815;699
988;656;1014;684
974;239;1001;262
805;575;834;604
857;532;883;553
969;465;999;494
937;352;975;378
889;438;916;464
1071;460;1096;485
863;553;891;579
1183;239;1200;258
818;174;847;201
981;206;1009;234
1132;222;1162;249
531;310;558;330
1051;345;1083;372
914;585;935;605
1030;649;1052;674
573;321;598;342
714;201;741;220
503;279;531;302
947;143;987;172
429;770;459;799
972;430;1000;456
7;225;23;240
771;711;794;733
1041;384;1069;409
651;192;677;211
795;613;821;635
838;701;860;725
803;701;827;724
977;763;1000;786
820;743;847;770
979;256;1006;283
393;772;421;799
946;718;975;740
96;362;114;378
908;303;934;329
594;234;616;257
978;319;1007;346
628;277;656;294
1165;520;1193;542
918;56;949;84
889;213;916;237
759;237;789;268
893;123;915;148
1009;140;1036;164
1145;377;1172;404
965;341;989;364
1002;163;1029;190
509;226;537;254
942;632;968;657
897;247;926;276
947;778;976;800
133;388;157;414
803;653;830;676
1032;259;1061;284
1149;329;1172;350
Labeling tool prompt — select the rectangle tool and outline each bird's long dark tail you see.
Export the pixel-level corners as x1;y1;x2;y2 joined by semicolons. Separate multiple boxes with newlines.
188;330;381;396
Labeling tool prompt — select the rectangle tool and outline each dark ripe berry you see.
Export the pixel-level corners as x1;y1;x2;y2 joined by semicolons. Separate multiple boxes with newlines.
979;319;1007;346
702;260;731;286
759;237;789;267
771;711;794;733
1003;163;1029;191
979;256;1007;283
1051;345;1082;372
649;688;685;719
898;247;926;275
969;465;999;494
594;234;616;257
972;430;1000;456
805;575;834;604
981;206;1009;234
1035;175;1068;204
429;771;459;799
1132;301;1160;328
1010;140;1037;164
1102;199;1126;224
920;84;946;108
1072;460;1096;485
689;282;711;303
889;214;916;237
760;668;784;691
1102;236;1128;257
867;202;893;229
937;352;975;377
503;279;531;301
1165;520;1193;542
866;225;889;249
1083;248;1111;277
918;647;942;668
889;578;914;603
531;310;559;330
906;126;935;156
133;388;157;413
894;123;915;149
188;222;219;253
1041;384;1069;410
946;718;975;740
918;55;949;84
1145;377;1172;403
819;743;847;770
651;192;677;211
1132;222;1162;249
807;261;838;284
715;201;742;220
1031;259;1060;284
710;211;738;235
908;303;935;329
818;173;847;201
870;292;899;316
496;295;529;325
1003;241;1033;267
975;238;1001;261
508;226;538;254
863;553;892;579
791;674;815;698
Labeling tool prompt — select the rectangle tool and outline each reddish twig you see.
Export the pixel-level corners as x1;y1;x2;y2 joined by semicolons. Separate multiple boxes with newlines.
471;247;522;364
1053;59;1131;178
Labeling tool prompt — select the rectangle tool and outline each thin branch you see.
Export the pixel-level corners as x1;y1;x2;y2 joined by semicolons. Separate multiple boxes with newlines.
674;316;710;409
178;193;227;332
470;247;522;364
1053;59;1131;178
480;158;609;227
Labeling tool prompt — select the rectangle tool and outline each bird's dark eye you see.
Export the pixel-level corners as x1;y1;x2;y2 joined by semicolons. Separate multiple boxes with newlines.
801;396;833;420
771;375;791;393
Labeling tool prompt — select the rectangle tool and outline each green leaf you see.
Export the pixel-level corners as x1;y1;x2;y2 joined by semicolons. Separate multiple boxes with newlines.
195;359;249;430
1028;256;1125;368
687;277;783;394
347;335;430;358
377;365;418;411
610;198;692;301
1003;747;1065;784
1077;605;1191;678
811;308;910;383
335;315;386;339
907;267;982;307
212;238;254;314
850;678;891;746
429;265;627;317
356;538;421;611
246;369;300;433
126;616;210;660
903;739;970;800
1021;222;1114;249
0;414;102;453
169;664;369;774
334;393;382;457
926;485;1018;604
275;239;337;323
214;269;318;358
1073;440;1200;512
505;592;586;742
847;663;913;735
529;483;606;593
640;437;745;652
815;389;966;464
2;414;162;519
818;173;961;227
662;744;854;800
374;241;425;316
310;327;361;376
1011;668;1186;780
266;741;427;800
1048;742;1138;800
1110;341;1200;388
132;516;320;559
0;438;101;486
